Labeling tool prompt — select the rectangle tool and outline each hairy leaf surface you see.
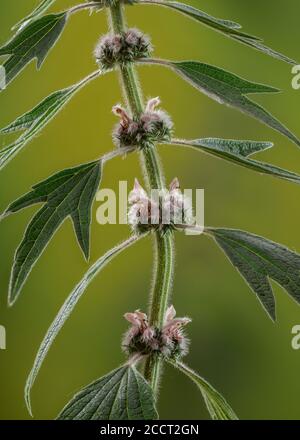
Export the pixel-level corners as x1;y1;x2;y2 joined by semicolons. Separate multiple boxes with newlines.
168;61;300;147
207;228;300;320
0;13;67;86
145;1;296;64
58;365;158;420
0;72;99;170
13;0;57;31
169;360;238;420
171;138;300;185
3;161;102;305
24;235;143;415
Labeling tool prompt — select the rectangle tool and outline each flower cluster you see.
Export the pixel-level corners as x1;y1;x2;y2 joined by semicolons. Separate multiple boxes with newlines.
113;97;173;150
128;178;194;234
122;306;191;360
94;28;152;70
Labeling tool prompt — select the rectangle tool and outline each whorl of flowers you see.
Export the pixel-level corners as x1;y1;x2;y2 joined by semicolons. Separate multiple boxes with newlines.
122;306;191;360
112;97;173;150
94;28;152;70
127;178;194;234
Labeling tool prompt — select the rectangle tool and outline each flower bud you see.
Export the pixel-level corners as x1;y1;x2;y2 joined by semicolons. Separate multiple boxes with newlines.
113;97;173;150
122;306;191;360
94;28;152;70
127;178;194;234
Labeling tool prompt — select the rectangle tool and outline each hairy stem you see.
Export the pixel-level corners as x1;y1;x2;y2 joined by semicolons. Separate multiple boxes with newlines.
108;3;175;395
143;231;174;390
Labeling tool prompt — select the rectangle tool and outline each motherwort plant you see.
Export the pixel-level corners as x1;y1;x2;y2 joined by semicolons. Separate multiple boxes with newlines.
1;0;300;420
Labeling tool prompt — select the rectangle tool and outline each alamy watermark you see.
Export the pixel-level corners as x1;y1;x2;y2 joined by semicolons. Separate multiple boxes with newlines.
291;65;300;90
0;65;6;90
291;325;300;350
0;325;6;350
95;180;205;235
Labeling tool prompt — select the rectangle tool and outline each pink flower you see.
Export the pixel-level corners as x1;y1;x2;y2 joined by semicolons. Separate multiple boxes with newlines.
127;178;194;233
124;310;147;330
112;97;173;149
122;305;191;359
94;28;152;70
125;28;141;46
112;105;131;129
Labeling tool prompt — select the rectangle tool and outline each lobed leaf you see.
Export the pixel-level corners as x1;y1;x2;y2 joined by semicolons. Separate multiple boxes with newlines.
0;13;67;87
0;71;99;170
57;365;158;420
3;160;102;305
206;228;300;320
168;360;238;420
142;1;297;64
24;234;145;416
13;0;57;31
166;61;300;148
171;138;300;185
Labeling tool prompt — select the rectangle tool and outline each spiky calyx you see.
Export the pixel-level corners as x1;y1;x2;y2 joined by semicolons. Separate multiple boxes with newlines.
113;97;173;150
127;178;194;235
94;28;152;70
122;306;191;360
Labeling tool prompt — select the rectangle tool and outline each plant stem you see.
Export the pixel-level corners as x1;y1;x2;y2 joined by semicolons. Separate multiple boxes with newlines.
143;230;174;390
108;3;175;395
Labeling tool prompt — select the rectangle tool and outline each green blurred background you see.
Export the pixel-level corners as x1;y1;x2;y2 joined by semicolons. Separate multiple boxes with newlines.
1;0;300;420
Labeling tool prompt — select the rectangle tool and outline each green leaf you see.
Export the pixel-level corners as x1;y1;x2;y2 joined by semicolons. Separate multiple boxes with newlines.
168;360;238;420
144;0;248;32
171;138;300;185
0;71;99;170
171;61;280;94
206;228;300;320
13;0;57;31
147;1;259;38
145;1;296;64
233;35;297;65
3;160;102;305
24;234;144;416
1;89;74;134
0;12;67;87
57;365;158;420
168;61;300;147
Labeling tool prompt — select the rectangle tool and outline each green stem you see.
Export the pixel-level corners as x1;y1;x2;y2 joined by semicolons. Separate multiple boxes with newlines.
108;3;175;395
143;231;174;390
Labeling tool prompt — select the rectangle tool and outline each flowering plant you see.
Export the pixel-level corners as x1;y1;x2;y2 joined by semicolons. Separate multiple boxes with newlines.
0;0;300;420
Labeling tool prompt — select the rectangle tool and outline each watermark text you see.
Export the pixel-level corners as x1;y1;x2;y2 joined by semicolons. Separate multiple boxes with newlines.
0;65;6;90
0;325;6;350
291;65;300;90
